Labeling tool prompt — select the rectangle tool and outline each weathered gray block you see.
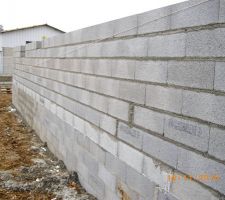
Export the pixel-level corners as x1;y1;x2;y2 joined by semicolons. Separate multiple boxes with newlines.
111;59;135;79
137;5;171;34
99;131;118;156
219;0;225;22
105;152;127;182
134;106;164;134
108;98;129;121
117;181;140;200
85;75;100;92
98;164;117;192
148;33;186;57
171;171;220;200
89;140;106;164
167;61;215;89
143;155;173;190
113;15;138;37
118;142;144;173
118;122;143;150
177;148;225;195
80;150;99;174
182;91;225;126
99;78;120;97
135;60;167;83
88;174;105;198
119;81;145;104
146;85;183;113
85;122;100;144
80;59;96;74
104;188;120;200
143;133;179;168
214;62;225;92
81;20;114;42
157;189;178;200
186;28;225;57
66;44;87;57
94;59;112;76
76;131;90;151
164;116;210;152
209;127;225;161
90;93;108;113
170;0;219;29
126;166;156;199
100;114;117;135
101;38;148;57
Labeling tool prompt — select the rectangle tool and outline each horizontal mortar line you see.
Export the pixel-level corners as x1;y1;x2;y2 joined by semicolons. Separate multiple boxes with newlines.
15;62;225;97
18;56;225;61
14;67;225;131
35;22;225;50
13;78;225;195
13;72;225;164
21;56;225;62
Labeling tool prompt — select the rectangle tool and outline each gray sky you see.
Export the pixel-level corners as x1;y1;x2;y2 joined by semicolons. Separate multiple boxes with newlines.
2;0;184;33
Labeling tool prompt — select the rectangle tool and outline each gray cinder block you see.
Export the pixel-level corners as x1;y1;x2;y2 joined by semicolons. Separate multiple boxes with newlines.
164;116;210;152
171;171;220;200
88;140;106;164
126;166;156;199
113;15;138;37
186;28;225;57
142;133;179;168
99;131;118;156
170;0;219;29
209;127;225;161
118;142;144;173
111;59;136;79
108;98;129;121
90;93;108;113
146;85;183;113
137;5;171;34
134;106;164;134
135;60;167;83
157;189;178;200
148;33;186;57
177;148;225;195
100;114;117;135
214;62;225;92
105;152;127;182
98;164;117;192
88;174;105;198
118;122;143;150
119;81;146;104
101;38;148;57
167;61;215;89
182;90;225;126
219;0;225;22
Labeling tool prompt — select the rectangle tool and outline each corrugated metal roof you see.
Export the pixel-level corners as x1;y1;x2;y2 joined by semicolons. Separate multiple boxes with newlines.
1;24;65;33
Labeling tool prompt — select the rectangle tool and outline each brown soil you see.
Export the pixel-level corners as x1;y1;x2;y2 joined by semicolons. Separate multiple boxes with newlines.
0;93;96;200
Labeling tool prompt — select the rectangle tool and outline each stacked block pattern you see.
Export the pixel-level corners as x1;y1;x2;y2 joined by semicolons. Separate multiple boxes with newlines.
13;0;225;199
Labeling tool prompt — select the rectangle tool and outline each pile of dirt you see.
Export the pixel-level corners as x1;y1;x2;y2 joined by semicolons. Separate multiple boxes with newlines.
0;94;96;200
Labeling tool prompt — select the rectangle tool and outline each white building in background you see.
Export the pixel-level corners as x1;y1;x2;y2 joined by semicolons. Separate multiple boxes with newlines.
0;24;64;74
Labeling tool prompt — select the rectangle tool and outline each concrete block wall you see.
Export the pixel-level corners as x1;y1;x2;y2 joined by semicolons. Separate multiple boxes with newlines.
13;0;225;199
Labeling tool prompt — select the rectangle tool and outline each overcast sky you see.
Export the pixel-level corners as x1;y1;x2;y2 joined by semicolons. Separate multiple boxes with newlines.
2;0;185;33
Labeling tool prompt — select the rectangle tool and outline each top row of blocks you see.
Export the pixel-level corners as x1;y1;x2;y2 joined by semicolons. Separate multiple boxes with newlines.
22;0;225;50
40;0;224;48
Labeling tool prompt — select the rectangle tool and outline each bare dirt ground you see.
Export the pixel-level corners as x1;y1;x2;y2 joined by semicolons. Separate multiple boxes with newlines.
0;93;96;200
